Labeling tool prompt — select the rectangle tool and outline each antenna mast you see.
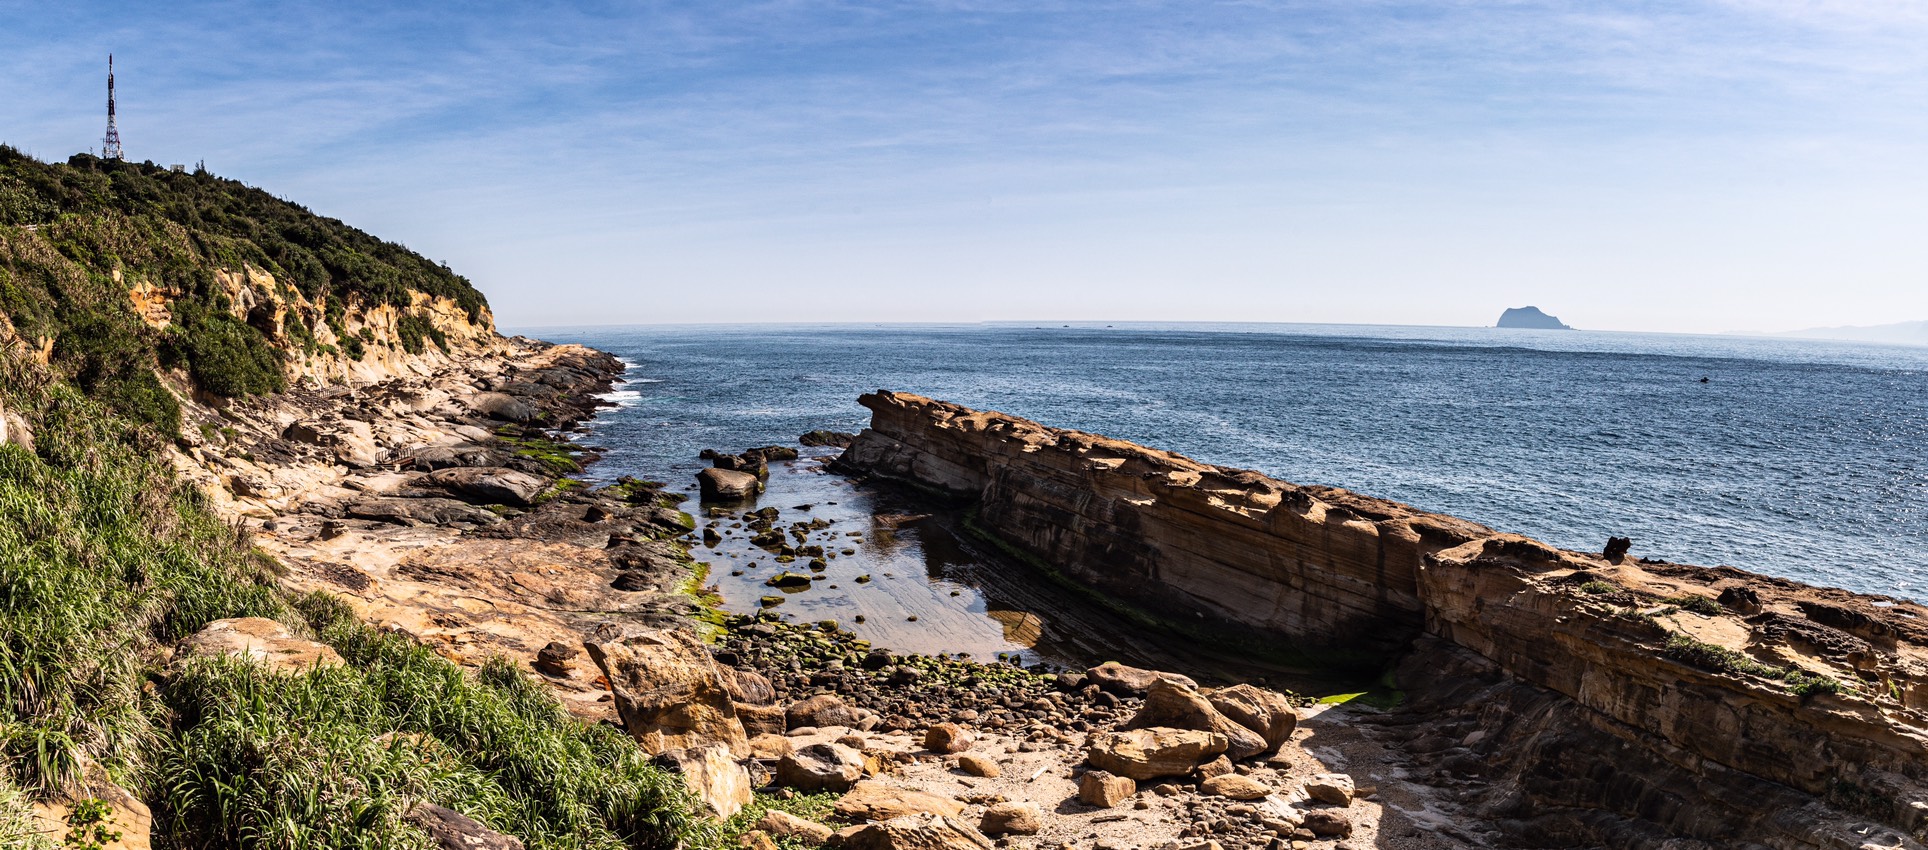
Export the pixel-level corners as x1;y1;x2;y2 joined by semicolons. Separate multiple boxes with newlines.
102;54;124;161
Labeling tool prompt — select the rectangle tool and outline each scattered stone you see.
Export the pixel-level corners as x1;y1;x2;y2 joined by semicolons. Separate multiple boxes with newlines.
740;831;778;850
1304;773;1354;806
1302;810;1352;838
1200;773;1268;800
833;779;967;820
979;801;1043;836
924;723;974;753
1196;756;1233;780
1078;769;1137;807
956;753;1000;778
777;742;866;792
767;571;814;588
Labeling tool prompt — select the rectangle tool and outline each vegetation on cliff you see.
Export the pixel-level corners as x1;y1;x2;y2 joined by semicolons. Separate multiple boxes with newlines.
0;146;488;432
0;335;713;847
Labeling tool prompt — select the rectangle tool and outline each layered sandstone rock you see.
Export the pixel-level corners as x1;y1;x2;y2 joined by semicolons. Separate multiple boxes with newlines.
839;390;1928;848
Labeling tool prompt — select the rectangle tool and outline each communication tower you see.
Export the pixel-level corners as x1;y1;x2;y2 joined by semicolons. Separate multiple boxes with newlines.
102;54;124;161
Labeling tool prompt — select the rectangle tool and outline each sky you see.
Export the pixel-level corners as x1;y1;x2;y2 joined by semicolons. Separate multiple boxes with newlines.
2;1;1926;332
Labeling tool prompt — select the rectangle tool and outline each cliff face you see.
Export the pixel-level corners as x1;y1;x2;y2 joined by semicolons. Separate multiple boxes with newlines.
841;390;1928;848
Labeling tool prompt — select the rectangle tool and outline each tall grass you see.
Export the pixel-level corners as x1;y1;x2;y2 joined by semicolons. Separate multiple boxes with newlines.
2;359;715;848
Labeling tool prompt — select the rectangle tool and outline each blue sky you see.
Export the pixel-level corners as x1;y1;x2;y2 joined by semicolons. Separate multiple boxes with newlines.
3;1;1926;331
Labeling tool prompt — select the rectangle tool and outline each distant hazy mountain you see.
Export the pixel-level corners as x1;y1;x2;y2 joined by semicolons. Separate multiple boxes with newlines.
1777;320;1928;346
1496;306;1571;329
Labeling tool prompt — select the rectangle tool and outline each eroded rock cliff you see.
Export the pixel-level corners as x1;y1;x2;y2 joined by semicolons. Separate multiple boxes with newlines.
839;390;1928;848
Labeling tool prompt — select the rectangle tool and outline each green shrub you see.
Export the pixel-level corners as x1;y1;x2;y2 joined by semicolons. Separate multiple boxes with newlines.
1661;634;1847;698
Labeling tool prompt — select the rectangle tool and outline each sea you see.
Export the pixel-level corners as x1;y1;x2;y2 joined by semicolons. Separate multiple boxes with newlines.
514;322;1928;673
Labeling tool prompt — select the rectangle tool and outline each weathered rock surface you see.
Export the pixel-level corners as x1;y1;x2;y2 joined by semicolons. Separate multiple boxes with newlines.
788;694;872;731
756;809;834;844
1084;728;1227;781
922;722;972;753
406;803;526;850
833;780;966;821
1077;769;1135;807
420;466;548;507
584;628;747;756
832;813;994;850
978;801;1042;836
1304;772;1354;806
1200;773;1269;800
176;617;343;672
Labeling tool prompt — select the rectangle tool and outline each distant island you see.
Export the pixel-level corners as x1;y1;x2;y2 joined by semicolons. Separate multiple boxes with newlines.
1775;319;1928;347
1496;306;1571;329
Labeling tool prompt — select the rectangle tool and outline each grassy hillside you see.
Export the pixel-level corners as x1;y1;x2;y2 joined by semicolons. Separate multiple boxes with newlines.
0;147;490;434
0;343;722;849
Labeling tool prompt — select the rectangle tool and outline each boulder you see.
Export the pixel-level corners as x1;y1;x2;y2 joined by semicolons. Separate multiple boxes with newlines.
659;744;753;819
755;809;834;845
698;467;762;501
1304;772;1354;806
737;702;788;737
1196;755;1233;780
787;694;871;731
419;467;549;507
533;641;578;677
1201;773;1269;800
1077;769;1135;807
922;723;973;754
1084;728;1227;781
833;780;966;821
776;743;866;792
27;756;151;850
832;813;995;850
956;753;1000;778
1086;661;1197;697
406;803;525;850
978;802;1042;836
1303;810;1353;838
741;832;778;850
176;617;343;673
1126;679;1267;761
584;628;747;756
721;667;777;704
1205;684;1298;752
0;404;34;453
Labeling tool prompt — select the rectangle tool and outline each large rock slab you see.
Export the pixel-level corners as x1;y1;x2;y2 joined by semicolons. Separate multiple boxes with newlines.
833;780;966;821
833;813;995;850
1087;661;1197;697
283;419;380;468
1206;684;1298;752
420;467;549;507
584;628;747;756
1125;678;1268;761
176;617;343;673
1084;727;1227;781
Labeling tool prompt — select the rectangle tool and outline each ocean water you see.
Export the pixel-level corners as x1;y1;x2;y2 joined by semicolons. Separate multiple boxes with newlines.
519;322;1928;659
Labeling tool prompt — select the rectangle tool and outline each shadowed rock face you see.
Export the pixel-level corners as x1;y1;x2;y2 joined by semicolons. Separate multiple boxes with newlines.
837;390;1928;848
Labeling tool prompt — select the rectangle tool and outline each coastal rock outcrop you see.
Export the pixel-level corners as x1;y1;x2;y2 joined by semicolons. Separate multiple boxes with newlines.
836;390;1928;848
